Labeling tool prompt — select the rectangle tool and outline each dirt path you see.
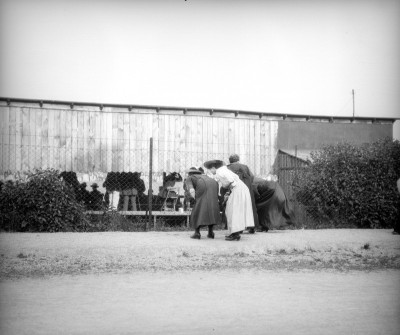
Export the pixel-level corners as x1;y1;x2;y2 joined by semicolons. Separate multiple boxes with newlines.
1;270;399;335
1;230;400;278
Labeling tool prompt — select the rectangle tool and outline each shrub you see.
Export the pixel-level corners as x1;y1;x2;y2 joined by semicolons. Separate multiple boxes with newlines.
0;169;88;232
295;138;400;228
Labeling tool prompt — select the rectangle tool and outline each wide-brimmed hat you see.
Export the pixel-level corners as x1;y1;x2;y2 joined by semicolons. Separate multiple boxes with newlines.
91;183;99;188
185;167;202;174
204;160;224;169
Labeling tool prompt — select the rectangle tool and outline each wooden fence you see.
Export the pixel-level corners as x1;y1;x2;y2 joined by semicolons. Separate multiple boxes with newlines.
0;101;279;177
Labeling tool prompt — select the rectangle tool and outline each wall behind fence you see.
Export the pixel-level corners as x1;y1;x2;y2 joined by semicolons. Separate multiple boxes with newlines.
0;101;278;179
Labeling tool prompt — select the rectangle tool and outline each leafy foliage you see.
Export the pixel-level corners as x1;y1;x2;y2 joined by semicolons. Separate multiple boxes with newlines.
295;138;400;228
0;169;88;232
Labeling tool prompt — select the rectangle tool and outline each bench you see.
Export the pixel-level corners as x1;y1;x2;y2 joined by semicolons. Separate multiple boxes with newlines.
85;210;192;229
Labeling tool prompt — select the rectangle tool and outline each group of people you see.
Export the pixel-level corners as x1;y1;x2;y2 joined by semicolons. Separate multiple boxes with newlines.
76;182;104;210
184;154;296;241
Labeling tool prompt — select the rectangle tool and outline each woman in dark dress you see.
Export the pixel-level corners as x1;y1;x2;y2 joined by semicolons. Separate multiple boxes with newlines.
253;177;296;231
185;167;221;239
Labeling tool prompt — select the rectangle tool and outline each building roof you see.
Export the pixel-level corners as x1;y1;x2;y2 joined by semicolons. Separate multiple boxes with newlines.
1;97;398;124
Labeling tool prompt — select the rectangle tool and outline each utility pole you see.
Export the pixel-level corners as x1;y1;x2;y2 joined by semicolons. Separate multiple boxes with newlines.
352;89;355;117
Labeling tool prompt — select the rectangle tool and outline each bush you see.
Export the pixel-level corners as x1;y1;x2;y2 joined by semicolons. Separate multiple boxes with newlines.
0;169;88;232
295;138;400;228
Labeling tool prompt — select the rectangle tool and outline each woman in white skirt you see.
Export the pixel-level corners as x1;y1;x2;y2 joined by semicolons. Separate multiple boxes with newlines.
204;161;255;241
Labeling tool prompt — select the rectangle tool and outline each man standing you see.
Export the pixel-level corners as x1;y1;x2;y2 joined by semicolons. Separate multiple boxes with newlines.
227;154;259;233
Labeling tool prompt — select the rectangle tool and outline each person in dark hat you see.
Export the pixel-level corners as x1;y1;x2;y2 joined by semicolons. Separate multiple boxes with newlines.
184;167;221;239
227;154;259;234
89;183;104;210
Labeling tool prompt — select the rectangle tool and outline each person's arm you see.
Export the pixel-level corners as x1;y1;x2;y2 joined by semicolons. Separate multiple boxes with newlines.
185;177;196;199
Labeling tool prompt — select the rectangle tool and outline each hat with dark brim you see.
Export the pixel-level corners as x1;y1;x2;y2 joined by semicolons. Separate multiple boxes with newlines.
185;167;202;174
203;160;224;169
91;183;99;188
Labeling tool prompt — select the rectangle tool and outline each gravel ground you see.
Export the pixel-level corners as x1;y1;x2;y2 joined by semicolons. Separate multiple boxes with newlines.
1;229;399;278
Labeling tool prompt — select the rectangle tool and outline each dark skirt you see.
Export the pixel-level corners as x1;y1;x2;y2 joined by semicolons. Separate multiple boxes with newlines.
255;181;296;229
190;176;221;228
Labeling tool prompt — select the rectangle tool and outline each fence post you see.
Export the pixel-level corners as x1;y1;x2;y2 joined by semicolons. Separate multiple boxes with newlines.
147;137;153;231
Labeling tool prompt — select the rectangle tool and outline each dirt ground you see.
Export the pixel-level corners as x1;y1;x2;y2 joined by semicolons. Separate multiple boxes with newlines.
1;270;399;335
0;230;400;334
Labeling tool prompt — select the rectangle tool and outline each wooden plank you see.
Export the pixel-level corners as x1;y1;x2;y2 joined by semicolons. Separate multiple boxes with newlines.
235;118;242;159
34;109;42;170
206;116;213;161
223;117;229;164
63;110;71;171
111;113;119;171
117;113;124;172
71;109;78;171
93;111;101;172
123;113;130;171
2;106;10;172
211;117;219;160
260;120;266;175
254;119;261;175
8;107;16;172
21;108;30;172
99;111;106;172
105;112;113;172
195;116;203;168
58;109;66;171
249;119;255;172
158;115;166;173
40;108;48;170
182;115;190;169
87;111;97;173
28;108;37;170
173;115;182;172
228;117;235;160
0;107;4;173
140;114;151;172
129;113;137;171
151;114;159;173
14;107;23;172
76;111;85;172
201;116;207;165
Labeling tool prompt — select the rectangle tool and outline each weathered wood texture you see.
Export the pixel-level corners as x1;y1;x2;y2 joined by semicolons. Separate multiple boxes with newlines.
0;103;278;176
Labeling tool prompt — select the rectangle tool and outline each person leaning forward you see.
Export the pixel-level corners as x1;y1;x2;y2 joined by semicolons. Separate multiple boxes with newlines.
184;167;221;239
205;160;255;241
227;154;259;233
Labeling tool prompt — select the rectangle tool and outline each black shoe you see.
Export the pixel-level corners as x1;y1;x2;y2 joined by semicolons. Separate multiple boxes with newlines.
248;228;255;234
257;227;269;233
225;234;241;241
207;232;215;239
190;233;201;239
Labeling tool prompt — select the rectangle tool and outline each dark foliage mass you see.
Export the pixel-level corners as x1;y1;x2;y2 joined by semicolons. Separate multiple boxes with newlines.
295;138;400;229
0;169;88;232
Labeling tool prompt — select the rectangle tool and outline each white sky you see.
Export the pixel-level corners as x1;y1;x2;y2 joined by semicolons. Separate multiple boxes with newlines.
0;0;399;135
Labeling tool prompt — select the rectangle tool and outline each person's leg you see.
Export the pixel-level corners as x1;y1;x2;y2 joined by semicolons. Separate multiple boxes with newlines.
225;231;241;241
190;226;201;239
207;225;215;239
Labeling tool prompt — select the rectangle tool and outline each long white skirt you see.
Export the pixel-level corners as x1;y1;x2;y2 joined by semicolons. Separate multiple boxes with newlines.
225;179;255;234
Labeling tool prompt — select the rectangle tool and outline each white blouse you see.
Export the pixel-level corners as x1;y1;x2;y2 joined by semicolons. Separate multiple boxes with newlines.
215;166;240;189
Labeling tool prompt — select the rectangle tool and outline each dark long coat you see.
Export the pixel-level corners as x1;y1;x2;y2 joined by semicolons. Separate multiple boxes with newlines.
185;174;221;228
253;177;296;229
227;162;259;228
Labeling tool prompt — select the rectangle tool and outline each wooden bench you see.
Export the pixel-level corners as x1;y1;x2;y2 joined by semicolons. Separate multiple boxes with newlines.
85;210;192;229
